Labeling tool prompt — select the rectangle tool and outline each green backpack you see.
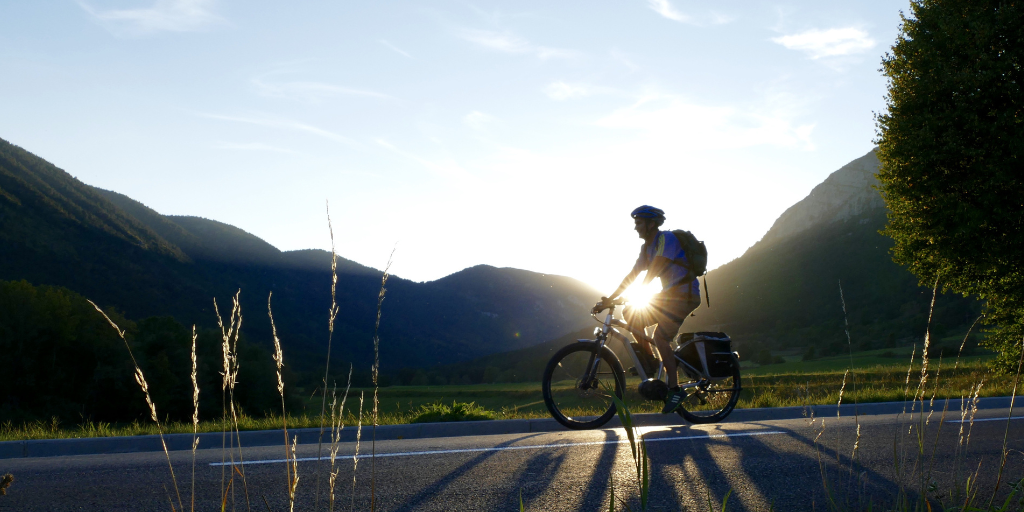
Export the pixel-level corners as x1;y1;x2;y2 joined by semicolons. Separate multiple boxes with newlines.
670;229;708;279
671;229;711;307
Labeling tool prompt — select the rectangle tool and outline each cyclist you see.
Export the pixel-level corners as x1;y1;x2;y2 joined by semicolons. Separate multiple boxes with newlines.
597;205;701;414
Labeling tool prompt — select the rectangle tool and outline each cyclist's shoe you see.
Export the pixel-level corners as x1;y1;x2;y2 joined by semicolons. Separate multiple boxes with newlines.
662;387;687;414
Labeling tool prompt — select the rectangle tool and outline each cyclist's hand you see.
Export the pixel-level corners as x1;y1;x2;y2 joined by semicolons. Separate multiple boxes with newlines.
592;297;610;315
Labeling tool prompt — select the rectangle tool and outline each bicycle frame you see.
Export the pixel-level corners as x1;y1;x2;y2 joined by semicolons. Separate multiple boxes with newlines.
579;302;709;392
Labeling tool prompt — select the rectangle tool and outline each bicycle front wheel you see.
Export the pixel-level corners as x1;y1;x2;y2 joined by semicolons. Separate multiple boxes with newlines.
542;342;625;430
677;355;742;424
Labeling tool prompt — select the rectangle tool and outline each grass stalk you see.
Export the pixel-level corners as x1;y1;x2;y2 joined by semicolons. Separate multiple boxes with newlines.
190;325;199;512
352;391;365;512
289;435;300;512
987;334;1024;507
328;365;353;512
370;248;394;512
315;201;341;511
606;384;649;511
214;291;251;511
0;473;12;496
268;292;297;512
954;314;985;372
88;300;184;512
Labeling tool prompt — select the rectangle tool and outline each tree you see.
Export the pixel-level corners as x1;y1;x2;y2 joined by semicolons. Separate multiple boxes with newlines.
875;0;1024;371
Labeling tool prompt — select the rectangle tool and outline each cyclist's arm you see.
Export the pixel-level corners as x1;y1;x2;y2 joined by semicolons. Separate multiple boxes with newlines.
642;233;670;285
608;247;648;299
608;270;638;300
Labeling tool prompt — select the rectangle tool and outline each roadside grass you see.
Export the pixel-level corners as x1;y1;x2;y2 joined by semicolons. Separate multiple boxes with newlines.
4;358;1015;441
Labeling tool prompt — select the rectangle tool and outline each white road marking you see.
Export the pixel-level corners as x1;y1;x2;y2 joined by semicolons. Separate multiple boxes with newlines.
209;430;787;467
946;416;1024;424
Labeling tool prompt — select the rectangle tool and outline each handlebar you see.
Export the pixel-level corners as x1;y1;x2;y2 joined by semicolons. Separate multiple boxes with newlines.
591;296;628;315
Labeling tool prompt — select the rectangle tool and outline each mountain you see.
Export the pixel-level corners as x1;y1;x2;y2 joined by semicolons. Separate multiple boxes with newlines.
429;149;984;381
684;149;980;355
0;137;600;376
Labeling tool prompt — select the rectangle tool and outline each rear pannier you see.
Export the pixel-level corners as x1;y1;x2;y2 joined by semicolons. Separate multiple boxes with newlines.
674;332;735;379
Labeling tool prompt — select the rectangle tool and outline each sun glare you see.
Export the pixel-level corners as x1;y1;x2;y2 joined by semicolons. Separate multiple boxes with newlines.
623;279;661;308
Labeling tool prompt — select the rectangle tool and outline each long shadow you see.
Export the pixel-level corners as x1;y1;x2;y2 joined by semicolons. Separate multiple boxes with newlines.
390;433;548;510
639;416;943;510
566;428;626;512
391;426;627;511
492;430;612;511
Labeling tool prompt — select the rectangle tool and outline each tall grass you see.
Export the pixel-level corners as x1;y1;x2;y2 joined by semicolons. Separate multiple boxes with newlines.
213;291;252;510
327;365;353;512
811;276;1024;511
189;325;199;512
0;473;12;496
314;201;341;511
269;292;298;512
607;385;650;511
88;300;184;512
370;248;393;512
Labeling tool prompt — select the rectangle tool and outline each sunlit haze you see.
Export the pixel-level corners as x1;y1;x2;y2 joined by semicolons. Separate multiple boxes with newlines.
0;0;907;293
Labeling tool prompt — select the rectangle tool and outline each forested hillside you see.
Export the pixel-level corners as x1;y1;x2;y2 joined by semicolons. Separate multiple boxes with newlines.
685;150;982;356
0;280;294;423
0;137;600;381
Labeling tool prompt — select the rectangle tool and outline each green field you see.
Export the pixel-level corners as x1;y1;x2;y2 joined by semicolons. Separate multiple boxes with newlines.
2;347;1010;441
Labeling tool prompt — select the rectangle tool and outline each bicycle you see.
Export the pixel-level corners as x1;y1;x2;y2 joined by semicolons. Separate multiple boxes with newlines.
541;297;742;430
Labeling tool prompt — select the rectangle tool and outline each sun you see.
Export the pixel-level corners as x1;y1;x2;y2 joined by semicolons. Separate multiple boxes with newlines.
623;279;661;308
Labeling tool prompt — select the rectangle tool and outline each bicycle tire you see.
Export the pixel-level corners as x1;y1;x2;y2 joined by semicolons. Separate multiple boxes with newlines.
542;342;625;430
677;355;742;424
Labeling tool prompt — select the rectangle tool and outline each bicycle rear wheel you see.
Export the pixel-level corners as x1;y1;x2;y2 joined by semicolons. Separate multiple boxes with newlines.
542;342;625;430
677;355;741;424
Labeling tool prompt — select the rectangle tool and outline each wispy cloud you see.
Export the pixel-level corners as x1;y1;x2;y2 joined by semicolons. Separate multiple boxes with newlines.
610;49;640;72
379;40;413;59
374;139;477;182
78;0;222;36
458;29;577;60
544;81;612;101
596;93;815;151
200;113;355;145
251;79;394;103
463;111;497;130
213;142;297;154
645;1;735;26
647;0;690;22
772;28;876;59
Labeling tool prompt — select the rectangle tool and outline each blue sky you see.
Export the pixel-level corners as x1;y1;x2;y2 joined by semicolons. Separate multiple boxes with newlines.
1;0;907;292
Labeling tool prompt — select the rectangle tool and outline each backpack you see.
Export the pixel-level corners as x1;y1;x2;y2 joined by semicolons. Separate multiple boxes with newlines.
670;229;708;278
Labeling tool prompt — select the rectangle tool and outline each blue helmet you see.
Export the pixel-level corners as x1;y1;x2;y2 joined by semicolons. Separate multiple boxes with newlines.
630;205;665;220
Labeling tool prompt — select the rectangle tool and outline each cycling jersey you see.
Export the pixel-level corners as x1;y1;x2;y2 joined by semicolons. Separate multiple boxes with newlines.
631;231;701;298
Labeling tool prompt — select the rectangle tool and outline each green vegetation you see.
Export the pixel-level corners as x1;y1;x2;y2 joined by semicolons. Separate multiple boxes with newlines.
410;401;495;423
4;357;1016;441
682;200;983;358
876;0;1024;372
0;279;298;425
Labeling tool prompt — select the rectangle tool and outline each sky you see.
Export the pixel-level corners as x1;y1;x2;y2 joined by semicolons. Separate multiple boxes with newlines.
0;0;909;293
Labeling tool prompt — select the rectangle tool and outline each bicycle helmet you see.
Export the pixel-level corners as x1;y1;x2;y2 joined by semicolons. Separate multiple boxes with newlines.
630;205;665;220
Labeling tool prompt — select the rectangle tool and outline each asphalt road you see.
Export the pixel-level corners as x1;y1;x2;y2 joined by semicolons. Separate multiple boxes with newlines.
2;407;1022;511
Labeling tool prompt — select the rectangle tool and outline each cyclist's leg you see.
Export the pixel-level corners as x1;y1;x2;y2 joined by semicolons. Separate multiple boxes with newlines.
623;305;657;357
653;318;683;387
649;294;701;388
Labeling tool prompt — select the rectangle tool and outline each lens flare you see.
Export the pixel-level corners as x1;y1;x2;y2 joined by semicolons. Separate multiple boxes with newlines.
624;280;661;308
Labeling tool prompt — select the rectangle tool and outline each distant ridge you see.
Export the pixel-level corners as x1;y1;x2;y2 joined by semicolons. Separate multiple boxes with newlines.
681;148;978;353
0;136;600;373
435;149;981;379
757;149;884;250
